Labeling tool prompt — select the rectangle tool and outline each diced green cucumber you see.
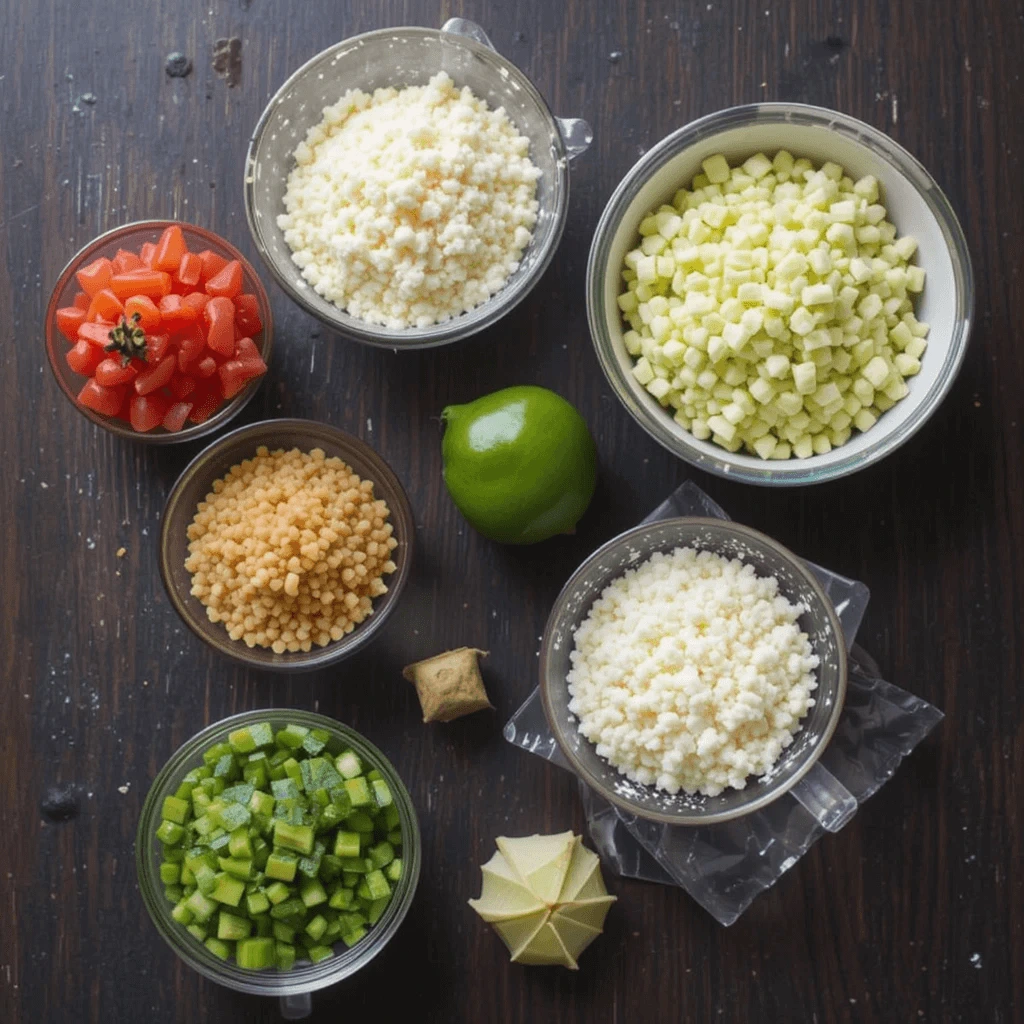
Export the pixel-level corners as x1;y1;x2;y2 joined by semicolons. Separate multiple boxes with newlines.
304;914;328;942
387;829;402;847
276;724;309;749
301;730;329;757
341;927;367;948
215;803;251;832
269;897;306;921
342;870;361;889
213;754;240;782
382;803;400;832
236;936;275;970
171;900;194;926
345;811;375;834
254;915;273;938
218;857;252;880
229;722;274;754
274;820;314;856
186;923;207;942
228;828;253;860
248;790;275;817
220;783;255;806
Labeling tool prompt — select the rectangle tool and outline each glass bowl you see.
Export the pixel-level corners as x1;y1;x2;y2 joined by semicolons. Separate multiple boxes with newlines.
587;103;974;486
45;220;274;444
159;418;414;672
539;517;848;826
136;708;421;1018
244;17;592;349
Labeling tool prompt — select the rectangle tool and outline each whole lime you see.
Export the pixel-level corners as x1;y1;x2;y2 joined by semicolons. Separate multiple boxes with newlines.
441;386;598;545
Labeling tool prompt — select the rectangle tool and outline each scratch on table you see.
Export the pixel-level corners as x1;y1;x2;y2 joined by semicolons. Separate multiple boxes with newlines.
0;202;39;229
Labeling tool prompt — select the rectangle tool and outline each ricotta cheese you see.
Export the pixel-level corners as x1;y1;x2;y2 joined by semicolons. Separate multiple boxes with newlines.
278;72;541;329
566;546;819;797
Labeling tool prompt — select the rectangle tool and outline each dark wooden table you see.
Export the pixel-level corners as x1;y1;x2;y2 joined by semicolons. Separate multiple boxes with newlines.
2;0;1021;1021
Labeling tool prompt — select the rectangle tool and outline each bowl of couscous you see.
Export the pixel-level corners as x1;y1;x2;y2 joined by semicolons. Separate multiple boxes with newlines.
159;418;414;671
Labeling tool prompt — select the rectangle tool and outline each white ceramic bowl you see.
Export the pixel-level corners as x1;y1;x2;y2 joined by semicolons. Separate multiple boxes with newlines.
587;103;974;486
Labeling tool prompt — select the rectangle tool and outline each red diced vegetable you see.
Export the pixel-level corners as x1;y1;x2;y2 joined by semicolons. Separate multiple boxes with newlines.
134;354;176;395
140;242;158;268
154;225;187;272
86;287;124;322
109;270;172;301
56;306;87;342
124;295;162;332
66;339;105;376
176;328;205;372
158;293;201;332
204;296;236;356
94;358;139;387
73;291;91;311
181;291;209;318
169;374;197;400
162;401;193;433
233;293;263;336
187;382;223;423
75;257;113;297
195;356;218;379
145;333;174;363
178;252;202;288
129;392;171;432
197;249;228;282
78;321;116;348
205;259;243;299
218;359;263;399
112;249;143;274
233;336;267;374
78;379;125;417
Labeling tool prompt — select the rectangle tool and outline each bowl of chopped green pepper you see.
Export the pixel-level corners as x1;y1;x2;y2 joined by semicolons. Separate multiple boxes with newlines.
136;709;421;1013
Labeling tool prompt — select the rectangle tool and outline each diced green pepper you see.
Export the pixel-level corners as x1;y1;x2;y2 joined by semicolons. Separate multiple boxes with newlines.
217;911;252;941
275;942;297;971
218;856;252;881
215;803;251;832
229;723;274;754
246;890;271;917
371;779;393;808
236;936;275;970
333;831;361;859
343;777;373;808
156;820;185;845
369;841;395;869
210;872;246;907
162;795;191;824
274;820;314;856
367;896;391;925
308;944;334;963
265;851;298;883
385;858;403;883
272;920;296;943
328;887;354;911
365;870;391;901
248;789;275;817
276;724;309;749
205;937;232;960
264;881;291;905
269;897;306;921
299;878;327;909
304;914;328;942
186;922;207;943
160;861;182;885
341;927;366;948
229;828;253;860
184;889;218;923
335;750;362;779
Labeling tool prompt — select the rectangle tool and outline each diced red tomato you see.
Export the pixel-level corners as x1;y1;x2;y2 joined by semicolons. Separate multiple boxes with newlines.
162;401;193;432
78;379;125;417
133;354;176;395
233;293;263;336
154;225;187;272
86;287;124;322
73;291;91;311
205;259;243;299
158;293;200;331
66;339;105;376
75;257;113;296
140;242;158;268
178;252;202;288
204;296;236;356
187;382;223;423
94;357;139;387
169;374;197;400
56;306;87;342
129;392;171;432
197;249;228;283
195;356;218;379
145;334;174;363
112;249;143;274
109;270;172;301
78;321;116;348
124;294;162;332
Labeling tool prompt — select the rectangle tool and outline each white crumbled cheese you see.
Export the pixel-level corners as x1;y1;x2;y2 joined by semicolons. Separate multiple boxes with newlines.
618;151;929;459
566;547;819;797
278;72;541;329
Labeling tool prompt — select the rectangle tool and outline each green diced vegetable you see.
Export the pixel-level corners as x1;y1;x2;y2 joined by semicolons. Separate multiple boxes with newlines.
269;897;306;921
320;855;342;884
328;887;354;911
265;851;298;883
301;731;328;757
236;936;275;970
164;884;184;903
162;795;191;825
203;742;233;766
213;753;240;782
283;758;303;789
208;831;231;853
271;778;300;802
367;896;391;925
160;861;182;885
298;844;324;880
184;890;218;923
274;820;314;856
340;857;370;874
333;831;361;859
343;777;373;808
385;858;403;883
156;820;185;845
371;779;392;808
365;870;391;901
186;922;207;942
335;750;362;779
276;724;309;749
345;810;374;834
299;878;327;909
229;723;274;754
329;788;353;818
163;846;187;864
369;842;395;869
304;914;328;942
229;828;253;860
254;915;273;938
246;891;271;917
205;937;232;960
171;900;194;926
180;864;195;887
218;911;252;941
248;790;275;817
341;927;366;948
342;870;361;888
275;942;296;971
221;783;255;806
218;856;252;881
264;881;291;905
243;761;269;790
387;830;402;847
307;943;333;963
382;803;400;832
272;920;296;943
215;802;251;832
210;872;246;907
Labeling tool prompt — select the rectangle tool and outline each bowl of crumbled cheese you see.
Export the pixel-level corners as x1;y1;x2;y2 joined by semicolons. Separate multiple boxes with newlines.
244;18;592;348
539;517;848;825
159;418;413;672
587;103;973;485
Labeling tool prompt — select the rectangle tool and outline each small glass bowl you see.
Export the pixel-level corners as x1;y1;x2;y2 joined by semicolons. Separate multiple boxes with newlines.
587;103;974;486
159;418;414;672
244;18;592;349
539;517;848;826
45;220;274;444
136;709;421;1016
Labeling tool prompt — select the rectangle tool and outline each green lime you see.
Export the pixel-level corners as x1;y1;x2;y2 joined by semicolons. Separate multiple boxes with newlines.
441;385;598;545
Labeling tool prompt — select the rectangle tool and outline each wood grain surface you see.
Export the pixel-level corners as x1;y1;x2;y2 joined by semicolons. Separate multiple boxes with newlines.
1;0;1021;1021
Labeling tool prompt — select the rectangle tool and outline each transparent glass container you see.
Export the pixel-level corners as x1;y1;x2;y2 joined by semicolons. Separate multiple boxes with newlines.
136;708;421;1019
539;516;848;826
587;103;974;485
159;418;414;672
244;18;592;349
45;220;273;444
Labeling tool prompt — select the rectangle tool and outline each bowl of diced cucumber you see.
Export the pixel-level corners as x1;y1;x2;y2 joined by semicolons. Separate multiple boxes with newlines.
587;102;973;486
136;710;420;1014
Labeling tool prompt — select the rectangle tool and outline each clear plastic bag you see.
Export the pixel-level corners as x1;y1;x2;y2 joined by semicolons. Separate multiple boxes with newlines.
504;481;943;926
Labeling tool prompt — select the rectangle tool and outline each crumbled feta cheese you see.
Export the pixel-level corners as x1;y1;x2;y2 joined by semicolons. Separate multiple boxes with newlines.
566;547;819;797
278;72;541;329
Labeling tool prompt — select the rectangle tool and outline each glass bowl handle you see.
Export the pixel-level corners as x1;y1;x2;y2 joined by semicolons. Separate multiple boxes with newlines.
790;762;858;833
440;18;594;162
279;993;312;1020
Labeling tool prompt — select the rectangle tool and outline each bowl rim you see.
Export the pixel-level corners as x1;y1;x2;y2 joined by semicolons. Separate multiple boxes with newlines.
538;515;849;825
45;218;274;445
135;707;422;996
158;417;414;671
586;101;975;486
243;24;570;350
